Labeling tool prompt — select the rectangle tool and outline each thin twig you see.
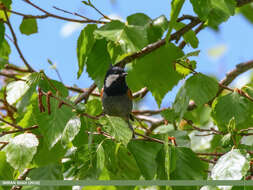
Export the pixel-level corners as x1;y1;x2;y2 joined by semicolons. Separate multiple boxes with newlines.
21;0;106;24
116;17;201;67
74;83;97;105
3;9;35;72
0;125;38;137
0;117;22;130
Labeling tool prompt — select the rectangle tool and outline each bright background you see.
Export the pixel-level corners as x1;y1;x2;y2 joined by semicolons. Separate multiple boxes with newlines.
6;0;253;109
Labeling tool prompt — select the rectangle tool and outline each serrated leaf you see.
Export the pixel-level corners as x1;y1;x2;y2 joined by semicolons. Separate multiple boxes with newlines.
0;39;11;62
170;147;208;181
33;95;74;149
61;116;81;147
95;20;149;53
127;13;151;26
211;150;250;186
4;133;39;171
212;92;253;131
34;140;67;166
39;78;68;97
173;86;190;121
86;39;111;89
190;0;236;28
100;115;132;145
19;18;38;35
6;72;41;105
185;73;219;106
0;152;14;180
77;24;97;78
127;43;184;106
103;140;141;189
27;164;63;190
167;0;185;38
174;21;199;48
127;140;163;179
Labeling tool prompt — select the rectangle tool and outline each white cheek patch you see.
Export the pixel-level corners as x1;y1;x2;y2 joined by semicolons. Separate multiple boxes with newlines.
105;74;120;88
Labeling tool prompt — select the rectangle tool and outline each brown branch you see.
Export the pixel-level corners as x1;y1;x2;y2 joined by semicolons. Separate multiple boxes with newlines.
116;17;201;67
185;119;224;135
4;65;31;73
82;1;112;21
132;87;149;99
3;9;35;72
179;21;205;49
0;117;22;130
0;125;38;138
74;83;97;105
21;0;106;24
0;71;25;81
218;60;253;96
132;108;166;116
11;168;32;190
199;157;216;164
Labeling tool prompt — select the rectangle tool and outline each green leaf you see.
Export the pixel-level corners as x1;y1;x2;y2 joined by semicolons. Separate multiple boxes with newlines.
0;0;11;21
185;74;219;106
39;77;68;97
127;13;151;26
6;72;41;105
85;99;103;116
212;92;253;131
190;0;236;27
167;0;185;38
127;43;184;106
77;24;97;78
68;144;102;179
128;140;163;179
0;23;4;48
170;147;208;180
4;133;39;171
34;140;67;166
239;3;253;24
32;95;74;149
0;39;11;62
174;22;199;48
61;116;81;147
95;20;149;52
0;152;14;180
100;115;132;146
150;15;169;42
211;149;250;180
103;140;141;189
19;18;38;35
86;39;111;89
173;86;190;121
27;164;63;190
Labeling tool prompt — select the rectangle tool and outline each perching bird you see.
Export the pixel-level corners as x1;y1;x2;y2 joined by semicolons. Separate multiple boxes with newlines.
101;65;134;136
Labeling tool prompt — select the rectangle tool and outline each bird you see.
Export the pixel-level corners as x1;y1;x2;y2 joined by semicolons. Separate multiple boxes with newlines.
101;65;135;137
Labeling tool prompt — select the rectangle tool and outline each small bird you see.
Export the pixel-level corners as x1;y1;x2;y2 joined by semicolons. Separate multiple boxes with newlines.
101;65;134;136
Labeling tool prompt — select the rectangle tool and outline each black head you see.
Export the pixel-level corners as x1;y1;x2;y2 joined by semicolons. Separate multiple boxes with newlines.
104;66;128;96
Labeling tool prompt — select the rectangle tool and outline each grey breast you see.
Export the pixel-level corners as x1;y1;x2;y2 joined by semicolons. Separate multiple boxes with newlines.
102;92;132;118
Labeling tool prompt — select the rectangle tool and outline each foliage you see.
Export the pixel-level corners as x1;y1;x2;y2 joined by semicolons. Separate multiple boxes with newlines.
0;0;253;190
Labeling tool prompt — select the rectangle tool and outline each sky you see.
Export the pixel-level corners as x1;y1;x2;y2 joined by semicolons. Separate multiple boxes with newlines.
6;0;253;109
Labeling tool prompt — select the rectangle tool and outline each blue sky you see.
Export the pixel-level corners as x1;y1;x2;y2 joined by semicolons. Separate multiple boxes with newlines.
7;0;253;108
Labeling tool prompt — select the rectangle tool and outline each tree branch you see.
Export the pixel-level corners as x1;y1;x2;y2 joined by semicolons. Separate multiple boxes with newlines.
3;9;35;72
20;0;106;24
